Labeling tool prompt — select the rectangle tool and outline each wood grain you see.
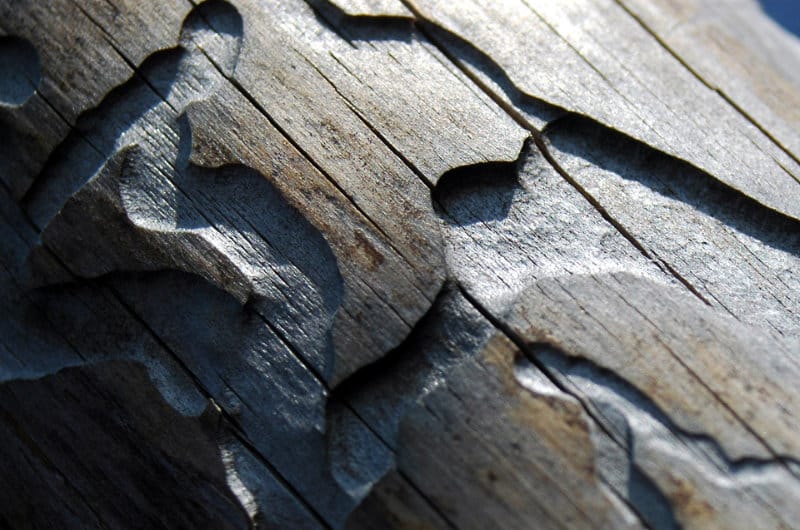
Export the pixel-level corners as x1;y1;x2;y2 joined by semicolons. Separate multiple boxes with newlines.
0;0;798;528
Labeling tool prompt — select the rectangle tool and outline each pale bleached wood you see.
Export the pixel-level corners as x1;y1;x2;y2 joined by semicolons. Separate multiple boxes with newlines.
619;0;800;160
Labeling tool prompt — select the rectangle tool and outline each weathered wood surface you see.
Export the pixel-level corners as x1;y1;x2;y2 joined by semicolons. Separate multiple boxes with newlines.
0;0;799;528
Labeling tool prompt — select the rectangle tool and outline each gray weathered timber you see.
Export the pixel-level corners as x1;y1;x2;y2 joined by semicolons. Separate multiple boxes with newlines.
329;0;800;220
0;0;799;528
618;0;800;162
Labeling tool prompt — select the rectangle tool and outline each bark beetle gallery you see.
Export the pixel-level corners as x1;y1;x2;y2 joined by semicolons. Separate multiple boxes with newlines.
1;0;799;529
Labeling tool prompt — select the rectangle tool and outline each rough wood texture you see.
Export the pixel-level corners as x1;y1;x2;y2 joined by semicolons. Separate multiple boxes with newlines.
1;0;798;528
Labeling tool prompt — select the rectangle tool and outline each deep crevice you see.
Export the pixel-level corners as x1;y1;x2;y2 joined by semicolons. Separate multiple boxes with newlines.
544;115;800;257
309;0;800;316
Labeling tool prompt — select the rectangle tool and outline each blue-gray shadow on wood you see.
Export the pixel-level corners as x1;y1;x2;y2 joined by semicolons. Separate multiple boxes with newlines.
0;36;40;107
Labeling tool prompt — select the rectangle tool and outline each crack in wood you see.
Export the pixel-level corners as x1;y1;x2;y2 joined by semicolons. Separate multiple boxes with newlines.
1;0;799;528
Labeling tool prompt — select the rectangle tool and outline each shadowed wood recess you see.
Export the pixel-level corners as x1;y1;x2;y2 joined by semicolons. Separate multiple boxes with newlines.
1;0;799;528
